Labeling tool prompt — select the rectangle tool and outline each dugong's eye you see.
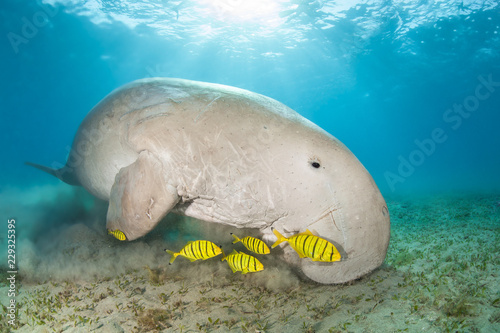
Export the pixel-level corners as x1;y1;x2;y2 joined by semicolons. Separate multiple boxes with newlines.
311;161;321;169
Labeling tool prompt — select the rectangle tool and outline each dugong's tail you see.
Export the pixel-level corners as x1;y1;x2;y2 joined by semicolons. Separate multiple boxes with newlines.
25;162;80;186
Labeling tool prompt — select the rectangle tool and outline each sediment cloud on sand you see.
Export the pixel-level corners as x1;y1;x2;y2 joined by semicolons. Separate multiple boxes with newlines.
2;184;298;289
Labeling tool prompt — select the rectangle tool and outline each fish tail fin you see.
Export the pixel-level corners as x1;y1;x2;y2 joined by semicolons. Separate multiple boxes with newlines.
165;249;178;264
25;162;80;186
231;233;240;244
221;248;227;262
271;228;287;248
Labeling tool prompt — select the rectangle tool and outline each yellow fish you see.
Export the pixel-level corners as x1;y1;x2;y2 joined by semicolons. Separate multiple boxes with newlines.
231;233;270;255
165;240;222;264
108;229;126;241
221;249;264;274
272;228;341;262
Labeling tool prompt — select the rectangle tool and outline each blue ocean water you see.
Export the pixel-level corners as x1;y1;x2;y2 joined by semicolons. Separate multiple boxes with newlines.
1;0;499;195
1;2;500;332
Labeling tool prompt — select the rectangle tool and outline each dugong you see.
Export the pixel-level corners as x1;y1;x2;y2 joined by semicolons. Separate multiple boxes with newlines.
28;78;390;284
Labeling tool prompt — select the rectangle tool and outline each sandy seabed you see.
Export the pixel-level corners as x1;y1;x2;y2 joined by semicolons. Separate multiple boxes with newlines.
0;185;499;333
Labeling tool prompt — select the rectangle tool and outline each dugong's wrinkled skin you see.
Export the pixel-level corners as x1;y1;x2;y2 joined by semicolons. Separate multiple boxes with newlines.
29;78;390;284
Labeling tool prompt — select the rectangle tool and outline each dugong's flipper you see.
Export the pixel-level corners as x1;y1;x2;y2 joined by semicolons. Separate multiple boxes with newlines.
106;151;179;241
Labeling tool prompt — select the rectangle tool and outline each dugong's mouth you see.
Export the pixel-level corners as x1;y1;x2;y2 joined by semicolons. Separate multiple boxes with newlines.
268;193;389;284
300;200;389;284
308;205;347;245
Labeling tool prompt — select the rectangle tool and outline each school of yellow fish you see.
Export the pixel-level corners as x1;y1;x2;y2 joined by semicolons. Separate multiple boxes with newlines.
108;227;342;274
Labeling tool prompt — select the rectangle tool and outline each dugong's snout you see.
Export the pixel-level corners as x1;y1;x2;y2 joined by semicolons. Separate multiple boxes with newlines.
270;139;391;284
299;182;390;284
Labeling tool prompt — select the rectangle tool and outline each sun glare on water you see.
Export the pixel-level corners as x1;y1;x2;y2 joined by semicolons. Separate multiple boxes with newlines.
198;0;289;27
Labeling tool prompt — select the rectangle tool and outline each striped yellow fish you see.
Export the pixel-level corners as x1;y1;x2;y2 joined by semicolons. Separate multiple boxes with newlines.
231;233;270;255
108;229;127;241
221;249;264;274
272;228;341;262
165;240;222;264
